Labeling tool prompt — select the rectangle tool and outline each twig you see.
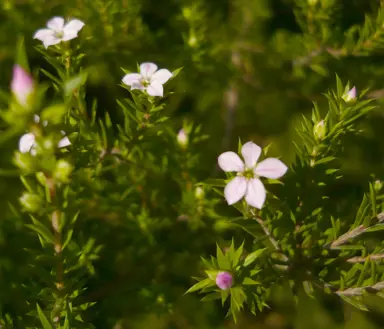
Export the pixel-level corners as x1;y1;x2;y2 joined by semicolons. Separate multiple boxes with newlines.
347;253;384;263
336;281;384;296
47;177;64;325
250;210;289;263
330;225;366;249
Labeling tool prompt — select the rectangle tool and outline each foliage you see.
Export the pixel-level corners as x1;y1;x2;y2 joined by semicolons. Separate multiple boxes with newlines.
0;0;384;328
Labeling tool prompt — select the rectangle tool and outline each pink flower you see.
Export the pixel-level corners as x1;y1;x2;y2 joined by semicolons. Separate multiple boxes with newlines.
218;141;287;209
11;65;34;106
216;271;233;290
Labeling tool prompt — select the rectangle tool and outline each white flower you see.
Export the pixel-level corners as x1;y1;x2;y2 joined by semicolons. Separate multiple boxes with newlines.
218;141;288;209
18;115;71;156
33;16;85;49
122;62;173;97
342;86;356;102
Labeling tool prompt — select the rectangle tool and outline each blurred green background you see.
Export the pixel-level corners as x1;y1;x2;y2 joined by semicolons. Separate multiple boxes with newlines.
1;0;384;328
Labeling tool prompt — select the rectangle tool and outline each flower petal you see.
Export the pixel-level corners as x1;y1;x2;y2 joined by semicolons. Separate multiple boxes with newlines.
241;141;261;168
130;81;145;91
245;178;266;209
47;17;65;31
151;69;173;84
19;133;36;153
140;62;158;79
218;151;244;172
147;81;164;97
58;136;71;148
33;28;54;41
255;158;288;179
122;73;142;86
64;19;85;34
11;65;34;106
224;176;247;205
62;29;78;41
42;35;62;49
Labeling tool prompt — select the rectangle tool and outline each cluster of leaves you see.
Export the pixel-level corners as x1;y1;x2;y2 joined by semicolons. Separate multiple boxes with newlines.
0;0;383;329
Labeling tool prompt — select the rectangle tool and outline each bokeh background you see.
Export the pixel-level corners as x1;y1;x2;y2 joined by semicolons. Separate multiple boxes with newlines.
1;0;384;328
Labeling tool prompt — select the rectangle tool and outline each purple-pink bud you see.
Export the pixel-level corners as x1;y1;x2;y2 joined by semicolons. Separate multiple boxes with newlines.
11;65;34;106
215;271;233;290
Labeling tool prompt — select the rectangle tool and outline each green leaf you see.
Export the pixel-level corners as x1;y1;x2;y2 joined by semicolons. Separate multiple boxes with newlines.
242;277;260;285
365;224;384;232
64;72;88;97
201;292;221;301
185;278;213;294
15;36;30;72
37;303;53;329
26;217;55;244
217;244;230;270
231;241;244;267
243;248;266;267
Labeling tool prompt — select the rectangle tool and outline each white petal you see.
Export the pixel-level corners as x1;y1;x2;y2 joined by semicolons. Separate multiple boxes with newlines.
151;69;173;84
130;81;145;91
245;178;266;209
122;73;142;86
33;28;54;41
58;136;71;148
139;62;158;79
64;19;85;34
147;81;164;97
218;151;244;172
255;158;288;179
224;176;247;205
62;29;78;41
19;133;36;153
42;36;62;49
47;17;65;31
33;114;40;123
241;141;261;168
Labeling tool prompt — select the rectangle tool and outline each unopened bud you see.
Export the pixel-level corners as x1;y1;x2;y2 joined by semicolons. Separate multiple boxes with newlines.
215;271;233;290
11;65;34;107
177;129;188;148
19;192;43;213
374;180;383;192
313;120;326;140
342;86;357;103
53;159;73;183
194;186;204;200
13;152;36;172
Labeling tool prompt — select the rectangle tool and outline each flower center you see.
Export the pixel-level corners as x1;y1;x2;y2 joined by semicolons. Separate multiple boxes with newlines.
240;168;255;180
54;31;64;39
141;79;150;87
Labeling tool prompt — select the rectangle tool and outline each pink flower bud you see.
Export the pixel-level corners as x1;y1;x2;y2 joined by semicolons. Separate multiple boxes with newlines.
177;129;188;148
215;271;233;290
11;65;34;106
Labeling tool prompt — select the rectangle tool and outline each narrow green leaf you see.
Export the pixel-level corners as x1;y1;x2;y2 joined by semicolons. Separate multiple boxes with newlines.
243;248;266;267
37;304;53;329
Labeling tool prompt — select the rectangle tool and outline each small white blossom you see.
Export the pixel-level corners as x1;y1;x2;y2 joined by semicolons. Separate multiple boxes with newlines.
342;86;356;102
18;115;71;156
122;62;173;97
218;141;287;209
33;16;85;49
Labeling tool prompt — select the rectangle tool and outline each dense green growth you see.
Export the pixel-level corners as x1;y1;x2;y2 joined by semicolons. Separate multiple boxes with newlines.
0;0;384;328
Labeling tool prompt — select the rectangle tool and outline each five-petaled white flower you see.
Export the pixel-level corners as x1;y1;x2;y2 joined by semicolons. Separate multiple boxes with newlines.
218;141;288;209
122;62;173;97
34;16;85;49
19;115;71;156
